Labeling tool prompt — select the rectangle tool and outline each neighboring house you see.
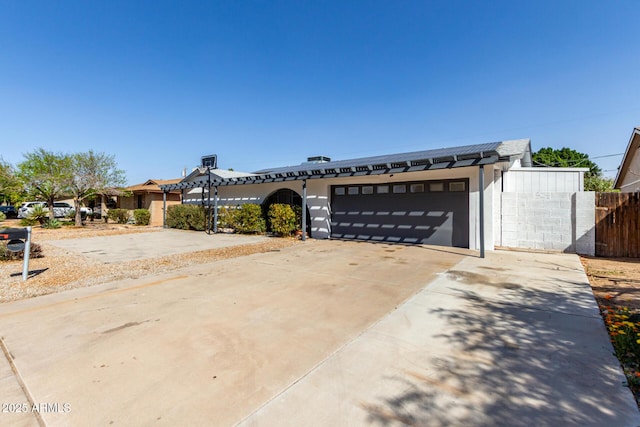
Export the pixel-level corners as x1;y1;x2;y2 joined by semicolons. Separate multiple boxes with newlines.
119;179;182;226
614;127;640;192
160;139;595;255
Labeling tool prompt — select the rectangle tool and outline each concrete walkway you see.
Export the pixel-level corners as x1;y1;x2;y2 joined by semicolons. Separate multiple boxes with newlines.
0;240;638;426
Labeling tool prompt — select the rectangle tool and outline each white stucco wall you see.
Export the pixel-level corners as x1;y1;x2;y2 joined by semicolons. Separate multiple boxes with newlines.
183;181;304;206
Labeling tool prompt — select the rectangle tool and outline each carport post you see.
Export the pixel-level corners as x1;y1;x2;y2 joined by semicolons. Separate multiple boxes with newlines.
162;191;167;228
301;179;307;241
479;164;485;259
213;186;218;233
207;169;212;235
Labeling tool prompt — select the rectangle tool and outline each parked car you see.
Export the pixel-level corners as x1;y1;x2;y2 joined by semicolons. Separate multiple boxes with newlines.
17;201;48;219
53;202;92;219
17;201;92;219
52;202;73;218
0;205;17;218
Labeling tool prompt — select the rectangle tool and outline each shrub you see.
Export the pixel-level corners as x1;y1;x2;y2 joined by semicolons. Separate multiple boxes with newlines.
0;242;44;261
0;212;5;222
268;204;297;236
217;206;238;230
66;209;87;221
234;204;266;234
166;205;206;231
107;208;130;224
133;209;151;226
19;218;37;226
42;218;61;229
27;204;48;225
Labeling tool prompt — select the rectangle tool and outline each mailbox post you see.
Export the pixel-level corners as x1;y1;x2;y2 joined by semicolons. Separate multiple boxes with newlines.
0;227;32;281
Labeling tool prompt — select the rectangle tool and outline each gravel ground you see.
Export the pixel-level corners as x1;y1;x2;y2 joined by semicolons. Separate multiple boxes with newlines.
0;220;299;303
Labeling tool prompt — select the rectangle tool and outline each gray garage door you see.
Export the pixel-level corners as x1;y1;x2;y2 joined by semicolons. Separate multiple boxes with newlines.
330;179;469;247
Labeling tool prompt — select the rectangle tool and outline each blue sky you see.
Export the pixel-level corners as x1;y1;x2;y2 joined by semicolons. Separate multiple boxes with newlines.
1;1;639;185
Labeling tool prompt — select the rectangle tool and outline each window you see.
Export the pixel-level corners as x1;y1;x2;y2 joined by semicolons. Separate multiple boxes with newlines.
393;184;406;193
449;182;466;192
334;187;345;195
362;186;374;195
410;183;424;193
377;185;389;194
348;187;359;195
429;182;444;192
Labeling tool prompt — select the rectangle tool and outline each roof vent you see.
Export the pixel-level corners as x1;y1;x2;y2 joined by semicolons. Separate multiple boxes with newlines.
306;156;331;163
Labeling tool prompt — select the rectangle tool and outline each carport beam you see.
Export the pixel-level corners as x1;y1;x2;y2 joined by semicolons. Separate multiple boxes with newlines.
302;180;307;241
479;164;485;259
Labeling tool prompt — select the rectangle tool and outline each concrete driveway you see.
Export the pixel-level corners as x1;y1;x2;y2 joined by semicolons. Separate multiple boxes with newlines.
47;229;269;262
0;237;638;426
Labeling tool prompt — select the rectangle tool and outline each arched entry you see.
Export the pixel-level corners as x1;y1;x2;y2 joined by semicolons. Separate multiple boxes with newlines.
262;188;310;235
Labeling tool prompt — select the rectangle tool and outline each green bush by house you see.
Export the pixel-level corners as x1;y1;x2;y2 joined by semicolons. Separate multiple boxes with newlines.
268;203;297;236
217;206;237;230
133;209;151;226
166;204;206;231
106;208;130;224
234;204;266;234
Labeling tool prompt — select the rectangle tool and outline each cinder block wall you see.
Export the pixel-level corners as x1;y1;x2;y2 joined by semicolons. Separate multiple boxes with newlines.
501;192;595;255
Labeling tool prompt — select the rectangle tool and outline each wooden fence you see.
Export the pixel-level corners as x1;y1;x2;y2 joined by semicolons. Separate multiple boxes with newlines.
595;192;640;257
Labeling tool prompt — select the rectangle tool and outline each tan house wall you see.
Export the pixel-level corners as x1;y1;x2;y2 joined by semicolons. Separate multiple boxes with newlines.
118;193;180;226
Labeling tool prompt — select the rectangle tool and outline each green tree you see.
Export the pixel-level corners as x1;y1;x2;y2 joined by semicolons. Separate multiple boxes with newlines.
17;149;72;220
584;176;615;192
68;151;127;226
0;158;21;204
532;147;601;178
532;147;615;191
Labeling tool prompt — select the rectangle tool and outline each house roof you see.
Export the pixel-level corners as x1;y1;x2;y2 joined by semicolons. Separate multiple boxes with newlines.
182;168;257;182
614;127;640;190
127;178;182;193
160;139;532;191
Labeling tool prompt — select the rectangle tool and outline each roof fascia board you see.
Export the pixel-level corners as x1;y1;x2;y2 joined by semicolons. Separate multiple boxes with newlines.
614;128;640;189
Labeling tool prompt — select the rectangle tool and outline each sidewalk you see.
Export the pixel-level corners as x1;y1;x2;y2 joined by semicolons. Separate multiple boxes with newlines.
237;250;640;427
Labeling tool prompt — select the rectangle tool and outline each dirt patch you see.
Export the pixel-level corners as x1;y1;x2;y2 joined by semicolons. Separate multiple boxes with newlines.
581;255;640;408
581;256;640;310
